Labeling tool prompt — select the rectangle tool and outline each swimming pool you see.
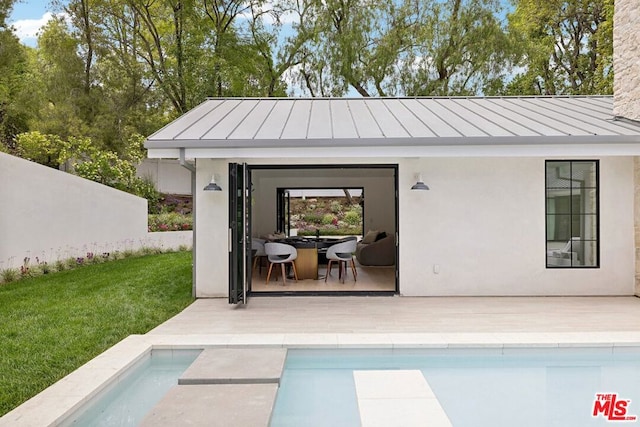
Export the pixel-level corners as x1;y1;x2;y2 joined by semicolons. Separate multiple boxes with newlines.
61;349;201;426
270;347;640;427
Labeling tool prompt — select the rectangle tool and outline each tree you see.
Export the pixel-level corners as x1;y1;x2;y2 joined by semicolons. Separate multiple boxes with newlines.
506;0;613;95
0;0;34;150
291;0;514;97
34;17;92;140
15;130;158;204
245;0;305;97
399;0;513;96
294;0;405;97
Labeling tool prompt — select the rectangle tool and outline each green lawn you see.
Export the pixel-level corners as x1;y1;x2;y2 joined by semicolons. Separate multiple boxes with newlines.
0;251;194;417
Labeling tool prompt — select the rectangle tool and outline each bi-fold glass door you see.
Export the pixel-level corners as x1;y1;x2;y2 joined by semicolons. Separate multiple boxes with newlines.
228;163;251;304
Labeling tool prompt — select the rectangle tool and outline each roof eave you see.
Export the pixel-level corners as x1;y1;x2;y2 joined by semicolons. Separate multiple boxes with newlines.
144;134;640;150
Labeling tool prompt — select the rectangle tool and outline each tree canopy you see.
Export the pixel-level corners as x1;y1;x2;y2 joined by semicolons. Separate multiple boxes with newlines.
2;0;615;192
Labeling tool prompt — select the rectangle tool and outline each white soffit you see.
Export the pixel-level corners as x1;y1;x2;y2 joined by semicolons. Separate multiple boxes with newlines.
145;96;640;154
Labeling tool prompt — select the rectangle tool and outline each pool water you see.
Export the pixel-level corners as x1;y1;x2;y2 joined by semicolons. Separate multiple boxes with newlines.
270;347;640;427
61;349;201;426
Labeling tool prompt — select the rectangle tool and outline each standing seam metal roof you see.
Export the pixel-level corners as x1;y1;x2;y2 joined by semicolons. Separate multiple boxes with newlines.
145;96;640;149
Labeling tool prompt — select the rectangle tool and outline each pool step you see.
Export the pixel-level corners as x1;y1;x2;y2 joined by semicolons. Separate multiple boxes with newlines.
354;370;453;427
139;383;278;427
139;348;287;427
178;348;287;384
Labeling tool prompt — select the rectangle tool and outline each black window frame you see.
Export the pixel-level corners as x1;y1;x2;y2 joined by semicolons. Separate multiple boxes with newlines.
545;160;600;269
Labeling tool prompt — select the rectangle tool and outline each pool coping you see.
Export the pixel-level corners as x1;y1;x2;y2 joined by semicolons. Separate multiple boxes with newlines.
3;331;640;426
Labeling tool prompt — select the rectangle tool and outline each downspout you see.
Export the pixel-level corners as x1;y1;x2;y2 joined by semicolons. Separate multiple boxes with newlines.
179;148;197;298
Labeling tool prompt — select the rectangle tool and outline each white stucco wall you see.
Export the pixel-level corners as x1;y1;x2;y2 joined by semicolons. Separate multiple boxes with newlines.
0;153;151;267
194;156;635;298
194;158;229;297
399;156;635;296
136;158;192;195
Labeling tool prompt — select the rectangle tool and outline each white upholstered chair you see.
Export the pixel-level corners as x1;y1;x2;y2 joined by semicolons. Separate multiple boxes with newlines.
264;242;298;285
325;238;358;283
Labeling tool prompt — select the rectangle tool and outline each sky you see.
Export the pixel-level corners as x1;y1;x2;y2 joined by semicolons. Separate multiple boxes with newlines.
8;0;57;46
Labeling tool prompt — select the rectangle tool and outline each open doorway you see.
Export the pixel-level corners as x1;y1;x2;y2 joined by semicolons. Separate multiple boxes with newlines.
248;165;398;295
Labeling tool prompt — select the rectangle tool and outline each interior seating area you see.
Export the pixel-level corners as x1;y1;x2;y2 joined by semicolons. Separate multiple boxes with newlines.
251;234;395;293
355;230;395;266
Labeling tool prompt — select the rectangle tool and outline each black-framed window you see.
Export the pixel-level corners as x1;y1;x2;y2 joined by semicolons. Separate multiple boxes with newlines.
545;160;599;268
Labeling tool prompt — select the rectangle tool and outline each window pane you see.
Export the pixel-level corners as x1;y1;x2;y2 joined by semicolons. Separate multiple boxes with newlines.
546;162;572;188
545;160;598;269
547;214;571;241
572;214;598;240
572;188;597;214
546;190;571;214
571;162;598;188
546;237;575;267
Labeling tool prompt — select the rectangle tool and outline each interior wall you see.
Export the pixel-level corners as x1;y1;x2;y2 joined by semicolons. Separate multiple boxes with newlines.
251;171;395;238
398;156;635;296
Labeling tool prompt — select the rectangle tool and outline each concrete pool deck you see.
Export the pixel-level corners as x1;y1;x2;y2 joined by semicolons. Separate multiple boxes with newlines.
2;296;640;426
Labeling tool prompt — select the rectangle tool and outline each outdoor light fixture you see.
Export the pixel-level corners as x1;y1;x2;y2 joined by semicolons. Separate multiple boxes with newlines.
203;175;222;191
411;174;430;190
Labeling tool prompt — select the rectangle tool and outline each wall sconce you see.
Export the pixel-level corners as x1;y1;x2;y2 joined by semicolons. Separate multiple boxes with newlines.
410;174;429;190
203;175;222;191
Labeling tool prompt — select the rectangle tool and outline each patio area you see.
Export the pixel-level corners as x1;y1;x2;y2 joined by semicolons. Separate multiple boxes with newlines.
4;296;640;427
149;296;640;337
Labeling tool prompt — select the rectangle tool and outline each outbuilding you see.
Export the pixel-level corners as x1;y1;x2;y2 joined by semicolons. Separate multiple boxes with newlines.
145;96;640;303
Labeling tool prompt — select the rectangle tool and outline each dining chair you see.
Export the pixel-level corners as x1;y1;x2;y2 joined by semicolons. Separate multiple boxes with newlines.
252;238;267;275
325;238;358;283
265;242;298;285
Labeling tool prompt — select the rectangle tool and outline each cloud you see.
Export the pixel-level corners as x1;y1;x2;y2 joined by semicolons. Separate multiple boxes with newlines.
11;12;55;44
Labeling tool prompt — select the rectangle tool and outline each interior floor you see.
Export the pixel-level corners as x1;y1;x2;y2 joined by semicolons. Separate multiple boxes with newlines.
250;260;396;293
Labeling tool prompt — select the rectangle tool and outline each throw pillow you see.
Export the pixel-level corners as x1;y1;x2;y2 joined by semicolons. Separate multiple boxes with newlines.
361;230;379;244
375;231;387;242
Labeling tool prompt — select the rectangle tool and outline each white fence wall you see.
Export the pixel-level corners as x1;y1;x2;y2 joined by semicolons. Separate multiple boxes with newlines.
136;158;192;195
0;153;191;270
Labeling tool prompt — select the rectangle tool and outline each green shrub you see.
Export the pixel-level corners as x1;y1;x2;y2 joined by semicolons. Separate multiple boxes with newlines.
148;212;193;232
322;213;337;225
303;213;323;224
299;227;359;236
0;268;19;285
330;200;342;213
344;210;361;225
39;262;52;274
54;260;67;272
132;177;161;214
